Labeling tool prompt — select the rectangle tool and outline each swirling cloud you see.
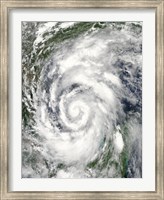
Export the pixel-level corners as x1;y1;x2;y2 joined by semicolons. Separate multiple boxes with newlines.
22;22;142;178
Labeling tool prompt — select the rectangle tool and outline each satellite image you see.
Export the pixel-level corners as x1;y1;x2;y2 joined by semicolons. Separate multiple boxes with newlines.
22;22;142;178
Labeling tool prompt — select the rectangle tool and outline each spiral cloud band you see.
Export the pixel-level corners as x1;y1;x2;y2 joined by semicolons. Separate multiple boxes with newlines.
22;22;142;178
